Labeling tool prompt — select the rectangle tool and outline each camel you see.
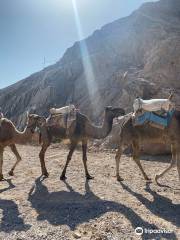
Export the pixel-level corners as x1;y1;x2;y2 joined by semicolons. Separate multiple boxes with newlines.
0;114;42;180
32;106;125;180
115;111;180;184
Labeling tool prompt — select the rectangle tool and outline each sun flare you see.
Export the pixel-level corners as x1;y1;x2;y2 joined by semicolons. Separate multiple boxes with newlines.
71;0;101;114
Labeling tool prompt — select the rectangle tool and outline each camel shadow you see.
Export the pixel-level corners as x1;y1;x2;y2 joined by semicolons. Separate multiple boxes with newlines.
0;179;15;194
0;179;31;233
120;182;179;237
140;154;170;163
28;177;176;239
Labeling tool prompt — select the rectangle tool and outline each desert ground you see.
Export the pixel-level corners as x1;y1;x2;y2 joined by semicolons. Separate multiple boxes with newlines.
0;144;179;240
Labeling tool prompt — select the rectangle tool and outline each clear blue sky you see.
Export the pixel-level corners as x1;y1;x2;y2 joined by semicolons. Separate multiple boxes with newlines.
0;0;157;89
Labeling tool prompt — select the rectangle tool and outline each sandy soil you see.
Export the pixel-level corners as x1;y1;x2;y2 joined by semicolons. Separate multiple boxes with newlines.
0;144;179;240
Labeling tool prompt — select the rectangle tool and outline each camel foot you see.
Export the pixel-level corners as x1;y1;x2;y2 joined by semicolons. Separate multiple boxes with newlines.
60;175;67;181
117;176;124;182
155;175;167;187
8;170;14;176
42;172;49;178
145;176;151;182
86;175;94;180
0;174;4;181
40;175;48;181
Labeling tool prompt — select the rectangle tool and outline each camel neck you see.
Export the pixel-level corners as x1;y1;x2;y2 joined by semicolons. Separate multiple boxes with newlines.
13;127;33;144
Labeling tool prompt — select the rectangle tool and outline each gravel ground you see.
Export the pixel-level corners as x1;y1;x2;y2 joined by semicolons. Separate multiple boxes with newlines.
0;144;179;240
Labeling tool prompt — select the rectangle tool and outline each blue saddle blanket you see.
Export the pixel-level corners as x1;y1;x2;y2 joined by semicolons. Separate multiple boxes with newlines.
135;110;174;128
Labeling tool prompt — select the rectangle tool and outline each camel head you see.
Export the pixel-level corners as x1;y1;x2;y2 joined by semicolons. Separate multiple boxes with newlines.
104;106;125;119
26;114;46;133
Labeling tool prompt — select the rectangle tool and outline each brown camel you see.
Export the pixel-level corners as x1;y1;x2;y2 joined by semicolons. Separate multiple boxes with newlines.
33;106;125;180
115;111;180;184
0;114;42;180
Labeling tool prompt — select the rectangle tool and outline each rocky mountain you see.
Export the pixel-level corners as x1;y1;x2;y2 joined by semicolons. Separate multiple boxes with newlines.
1;0;180;128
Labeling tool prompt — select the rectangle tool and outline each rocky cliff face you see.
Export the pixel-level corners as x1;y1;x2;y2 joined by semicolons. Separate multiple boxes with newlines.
0;0;180;128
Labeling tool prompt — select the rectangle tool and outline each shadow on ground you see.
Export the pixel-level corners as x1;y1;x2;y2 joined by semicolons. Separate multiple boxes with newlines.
0;179;15;194
140;154;171;163
28;177;177;239
0;179;31;233
120;182;179;238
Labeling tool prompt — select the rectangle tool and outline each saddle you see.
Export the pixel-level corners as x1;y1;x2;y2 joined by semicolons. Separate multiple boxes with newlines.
133;110;175;129
49;104;75;115
47;105;77;133
133;98;174;113
133;95;175;129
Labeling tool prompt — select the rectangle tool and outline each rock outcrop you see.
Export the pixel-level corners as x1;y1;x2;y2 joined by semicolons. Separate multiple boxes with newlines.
0;0;180;153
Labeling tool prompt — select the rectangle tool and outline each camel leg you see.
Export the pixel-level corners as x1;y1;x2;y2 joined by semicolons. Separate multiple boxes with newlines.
39;143;50;177
60;141;77;180
82;139;93;180
0;147;4;180
132;141;150;181
8;144;22;176
155;144;177;183
115;145;124;181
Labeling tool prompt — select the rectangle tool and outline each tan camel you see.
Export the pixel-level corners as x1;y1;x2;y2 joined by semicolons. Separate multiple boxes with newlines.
115;111;180;184
0;114;42;180
32;106;125;180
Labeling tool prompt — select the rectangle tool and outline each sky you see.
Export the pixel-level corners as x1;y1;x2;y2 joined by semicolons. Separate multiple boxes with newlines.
0;0;157;89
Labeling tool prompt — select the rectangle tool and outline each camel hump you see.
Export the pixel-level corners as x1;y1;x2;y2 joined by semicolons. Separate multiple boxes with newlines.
49;104;75;115
47;105;77;134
